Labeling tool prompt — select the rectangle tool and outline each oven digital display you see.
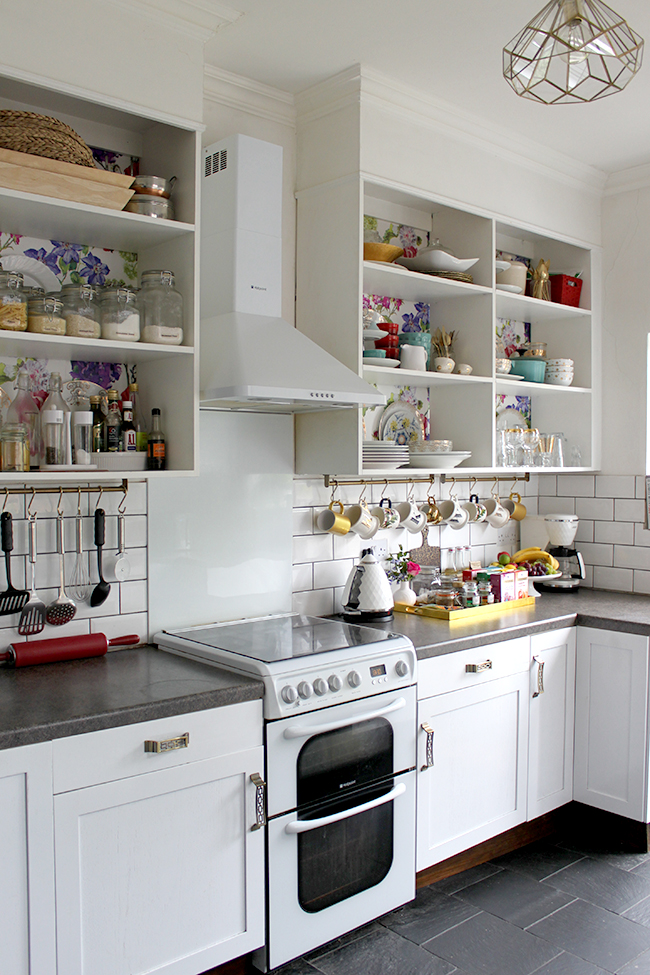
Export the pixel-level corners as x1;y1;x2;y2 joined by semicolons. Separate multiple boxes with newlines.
370;664;386;678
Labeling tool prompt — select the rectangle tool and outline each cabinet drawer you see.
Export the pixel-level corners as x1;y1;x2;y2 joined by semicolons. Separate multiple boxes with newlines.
52;700;263;793
418;637;530;699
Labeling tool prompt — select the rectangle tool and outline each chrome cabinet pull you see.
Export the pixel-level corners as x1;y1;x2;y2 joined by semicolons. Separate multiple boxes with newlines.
251;772;266;830
466;660;492;673
421;722;435;770
144;732;189;753
533;656;545;697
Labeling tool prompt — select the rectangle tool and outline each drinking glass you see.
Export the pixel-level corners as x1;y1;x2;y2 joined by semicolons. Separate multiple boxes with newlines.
522;427;540;467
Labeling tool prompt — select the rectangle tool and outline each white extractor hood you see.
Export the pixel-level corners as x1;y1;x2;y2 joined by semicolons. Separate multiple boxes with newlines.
199;134;385;413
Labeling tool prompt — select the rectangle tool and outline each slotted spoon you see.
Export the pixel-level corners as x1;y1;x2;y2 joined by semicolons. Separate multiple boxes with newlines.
18;513;46;635
0;511;29;616
46;509;76;626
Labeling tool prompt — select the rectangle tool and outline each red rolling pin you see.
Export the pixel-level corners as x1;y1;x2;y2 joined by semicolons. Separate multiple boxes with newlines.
0;633;140;667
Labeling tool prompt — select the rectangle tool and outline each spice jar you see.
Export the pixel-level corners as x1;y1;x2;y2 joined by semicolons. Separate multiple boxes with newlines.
1;422;28;471
100;288;140;342
0;271;27;331
60;284;101;338
139;269;183;345
73;411;93;465
27;295;66;335
41;410;65;466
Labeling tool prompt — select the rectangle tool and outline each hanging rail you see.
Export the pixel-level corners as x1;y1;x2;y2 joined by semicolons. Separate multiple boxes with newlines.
323;473;529;488
0;478;129;498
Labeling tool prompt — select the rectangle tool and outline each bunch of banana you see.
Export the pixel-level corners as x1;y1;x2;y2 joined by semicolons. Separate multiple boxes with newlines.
512;547;560;572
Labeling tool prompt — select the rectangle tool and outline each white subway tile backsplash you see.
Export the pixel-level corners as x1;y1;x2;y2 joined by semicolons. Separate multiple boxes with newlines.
575;520;594;543
635;524;650;547
332;532;363;560
292;563;313;592
633;570;650;594
575;497;614;521
97;613;148;643
576;542;613;567
119;579;147;615
292;588;334;616
582;565;594;588
313;558;354;590
557;475;595;498
293;533;333;564
596;475;636;499
539;495;576;515
293;478;331;508
615;498;646;523
614;545;650;571
594;521;635;545
293;507;314;536
593;566;634;592
637;476;647;500
537;475;557;497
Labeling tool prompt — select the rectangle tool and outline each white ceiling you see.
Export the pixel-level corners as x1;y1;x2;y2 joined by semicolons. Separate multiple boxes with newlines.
203;0;650;175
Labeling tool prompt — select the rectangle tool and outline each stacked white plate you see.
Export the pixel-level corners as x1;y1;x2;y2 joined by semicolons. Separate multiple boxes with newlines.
363;441;409;470
408;444;472;469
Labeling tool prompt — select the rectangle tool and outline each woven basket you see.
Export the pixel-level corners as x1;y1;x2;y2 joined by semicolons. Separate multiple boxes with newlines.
0;110;95;168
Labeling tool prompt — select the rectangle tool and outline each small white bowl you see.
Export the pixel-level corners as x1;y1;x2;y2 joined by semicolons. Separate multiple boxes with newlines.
496;358;512;374
434;356;455;373
545;374;574;386
456;363;473;375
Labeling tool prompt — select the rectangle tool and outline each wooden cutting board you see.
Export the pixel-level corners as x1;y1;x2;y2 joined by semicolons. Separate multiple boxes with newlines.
0;146;135;209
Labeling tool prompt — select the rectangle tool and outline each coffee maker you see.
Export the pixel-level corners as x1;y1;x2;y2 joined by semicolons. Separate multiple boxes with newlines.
537;514;585;592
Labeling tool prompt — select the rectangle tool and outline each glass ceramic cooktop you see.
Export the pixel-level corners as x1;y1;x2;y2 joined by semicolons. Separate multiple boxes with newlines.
164;614;395;663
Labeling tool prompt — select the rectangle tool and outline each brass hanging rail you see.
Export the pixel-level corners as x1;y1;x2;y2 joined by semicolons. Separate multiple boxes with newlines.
0;478;129;497
323;473;529;488
440;473;530;484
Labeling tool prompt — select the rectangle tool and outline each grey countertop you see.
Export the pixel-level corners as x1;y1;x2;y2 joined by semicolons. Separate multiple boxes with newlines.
0;646;263;751
3;588;650;752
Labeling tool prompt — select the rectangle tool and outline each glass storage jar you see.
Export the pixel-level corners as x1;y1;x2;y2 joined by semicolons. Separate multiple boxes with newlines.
1;422;28;471
27;296;66;335
41;410;65;466
100;288;140;342
60;284;101;338
139;269;183;345
0;271;27;331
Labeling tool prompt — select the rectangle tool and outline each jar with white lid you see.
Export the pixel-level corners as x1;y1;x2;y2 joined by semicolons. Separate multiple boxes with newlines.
60;284;101;338
139;269;183;345
27;296;66;335
100;288;140;342
0;271;27;331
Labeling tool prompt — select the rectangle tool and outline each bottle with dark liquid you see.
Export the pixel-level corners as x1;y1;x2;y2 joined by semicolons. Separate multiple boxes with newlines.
105;389;122;452
147;408;166;470
121;401;137;451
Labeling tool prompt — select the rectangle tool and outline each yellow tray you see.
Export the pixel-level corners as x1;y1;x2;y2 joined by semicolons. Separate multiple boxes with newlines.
394;596;536;621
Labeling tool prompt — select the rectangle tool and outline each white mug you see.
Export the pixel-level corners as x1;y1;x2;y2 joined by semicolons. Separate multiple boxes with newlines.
462;500;487;524
345;503;379;539
400;345;428;371
396;500;427;533
437;498;469;530
484;497;510;528
371;499;400;530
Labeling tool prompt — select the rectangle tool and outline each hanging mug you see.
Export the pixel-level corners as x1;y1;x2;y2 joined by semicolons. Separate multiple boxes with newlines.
419;495;443;525
345;501;379;539
503;491;527;521
484;496;510;528
396;500;427;533
437;497;469;530
317;500;351;535
370;497;400;530
462;493;488;524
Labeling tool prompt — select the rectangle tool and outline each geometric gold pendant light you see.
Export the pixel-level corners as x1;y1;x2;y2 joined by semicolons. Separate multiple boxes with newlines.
503;0;644;103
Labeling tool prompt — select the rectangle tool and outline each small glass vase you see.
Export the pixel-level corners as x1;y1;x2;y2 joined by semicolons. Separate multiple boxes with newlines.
393;581;417;605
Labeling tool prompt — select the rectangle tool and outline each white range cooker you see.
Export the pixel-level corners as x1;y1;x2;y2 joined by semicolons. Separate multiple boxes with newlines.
156;614;417;972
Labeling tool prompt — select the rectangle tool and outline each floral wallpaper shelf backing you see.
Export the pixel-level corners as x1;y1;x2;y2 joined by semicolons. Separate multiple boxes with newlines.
363;294;430;333
0;231;137;291
363;216;426;260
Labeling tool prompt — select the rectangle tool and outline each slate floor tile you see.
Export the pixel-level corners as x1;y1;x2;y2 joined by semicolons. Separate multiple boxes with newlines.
531;951;610;975
304;923;382;961
542;857;650;913
269;960;321;975
456;866;575;928
430;863;503;895
422;910;561;975
617;948;650;974
527;899;650;972
380;886;481;943
309;926;456;975
491;842;585;881
557;840;650;872
623;896;650;929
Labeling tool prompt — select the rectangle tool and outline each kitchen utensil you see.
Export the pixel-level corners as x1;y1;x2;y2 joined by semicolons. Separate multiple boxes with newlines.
341;549;394;621
70;509;91;600
113;510;131;581
0;511;29;616
46;511;76;626
17;513;46;635
0;632;140;667
90;508;110;607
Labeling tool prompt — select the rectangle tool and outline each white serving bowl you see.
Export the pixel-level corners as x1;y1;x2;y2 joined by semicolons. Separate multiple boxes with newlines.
546;358;574;368
545;374;574;386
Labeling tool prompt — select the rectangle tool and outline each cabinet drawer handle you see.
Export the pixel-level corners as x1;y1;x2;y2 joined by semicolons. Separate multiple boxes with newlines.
466;660;492;674
533;656;545;697
251;772;266;830
144;732;189;753
421;722;435;770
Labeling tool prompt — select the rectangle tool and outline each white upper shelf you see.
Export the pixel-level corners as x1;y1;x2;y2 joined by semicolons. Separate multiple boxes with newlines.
0;330;194;364
496;290;590;323
364;261;492;303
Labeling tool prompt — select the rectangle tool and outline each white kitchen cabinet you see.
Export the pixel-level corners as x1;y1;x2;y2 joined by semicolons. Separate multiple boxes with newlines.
0;740;56;975
52;702;265;975
574;626;650;822
416;638;530;871
0;71;200;480
527;627;576;820
295;174;599;476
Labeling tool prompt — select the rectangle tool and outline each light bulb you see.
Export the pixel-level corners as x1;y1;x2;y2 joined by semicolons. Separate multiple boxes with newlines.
564;17;588;64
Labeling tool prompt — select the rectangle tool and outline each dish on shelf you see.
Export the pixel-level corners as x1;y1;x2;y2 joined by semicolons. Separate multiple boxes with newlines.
496;409;529;431
495;260;511;273
378;401;425;444
496;283;523;294
91;451;148;471
396;247;479;274
0;254;60;291
363;327;388;340
497;371;524;379
363;461;409;470
363;356;400;368
407;451;472;469
363;242;403;263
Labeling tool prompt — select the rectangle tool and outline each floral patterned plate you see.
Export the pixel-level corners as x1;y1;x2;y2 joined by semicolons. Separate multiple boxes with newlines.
379;401;424;444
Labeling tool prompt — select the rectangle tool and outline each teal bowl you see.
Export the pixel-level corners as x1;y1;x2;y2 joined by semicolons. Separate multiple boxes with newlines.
511;357;547;383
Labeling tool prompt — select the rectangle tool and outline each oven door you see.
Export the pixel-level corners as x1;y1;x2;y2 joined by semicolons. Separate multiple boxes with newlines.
262;768;416;971
265;685;416;817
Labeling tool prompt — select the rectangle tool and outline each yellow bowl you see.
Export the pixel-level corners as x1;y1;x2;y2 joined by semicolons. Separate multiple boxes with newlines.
363;242;404;263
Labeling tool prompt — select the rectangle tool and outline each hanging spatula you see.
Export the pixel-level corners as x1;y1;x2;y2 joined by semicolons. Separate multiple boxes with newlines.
0;511;29;616
18;512;46;635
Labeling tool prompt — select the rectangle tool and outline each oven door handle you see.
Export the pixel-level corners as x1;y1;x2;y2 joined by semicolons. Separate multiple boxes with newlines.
284;782;407;834
283;696;407;740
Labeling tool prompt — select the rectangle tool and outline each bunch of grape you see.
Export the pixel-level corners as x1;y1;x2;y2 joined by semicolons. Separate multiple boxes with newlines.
519;560;551;577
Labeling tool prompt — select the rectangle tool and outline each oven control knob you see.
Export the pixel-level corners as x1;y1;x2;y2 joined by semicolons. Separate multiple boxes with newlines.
347;670;362;688
328;674;342;692
395;660;409;678
313;678;328;696
298;681;314;699
281;685;299;704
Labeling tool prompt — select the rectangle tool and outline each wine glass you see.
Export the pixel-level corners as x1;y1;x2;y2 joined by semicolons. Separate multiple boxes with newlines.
522;427;540;467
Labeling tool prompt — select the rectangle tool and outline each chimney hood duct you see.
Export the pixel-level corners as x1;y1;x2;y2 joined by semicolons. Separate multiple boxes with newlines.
199;134;385;414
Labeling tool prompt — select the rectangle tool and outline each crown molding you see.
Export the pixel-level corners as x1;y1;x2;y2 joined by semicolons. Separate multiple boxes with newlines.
604;163;650;196
203;65;295;127
297;65;606;197
106;0;242;42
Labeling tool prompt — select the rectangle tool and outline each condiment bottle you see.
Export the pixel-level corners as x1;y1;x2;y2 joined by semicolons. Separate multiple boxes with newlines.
139;269;183;345
0;271;27;331
41;410;65;466
73;411;93;465
42;373;71;465
127;382;147;451
6;369;41;469
121;401;137;451
105;389;122;452
147;408;166;470
90;395;104;453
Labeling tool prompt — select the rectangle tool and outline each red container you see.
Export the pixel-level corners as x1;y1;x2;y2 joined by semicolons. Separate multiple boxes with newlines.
550;274;583;307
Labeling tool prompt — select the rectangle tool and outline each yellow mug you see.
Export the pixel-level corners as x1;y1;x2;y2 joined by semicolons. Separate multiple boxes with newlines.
503;492;527;521
317;500;351;535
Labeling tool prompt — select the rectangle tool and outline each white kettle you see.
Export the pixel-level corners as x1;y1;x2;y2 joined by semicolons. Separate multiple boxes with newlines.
342;549;394;622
